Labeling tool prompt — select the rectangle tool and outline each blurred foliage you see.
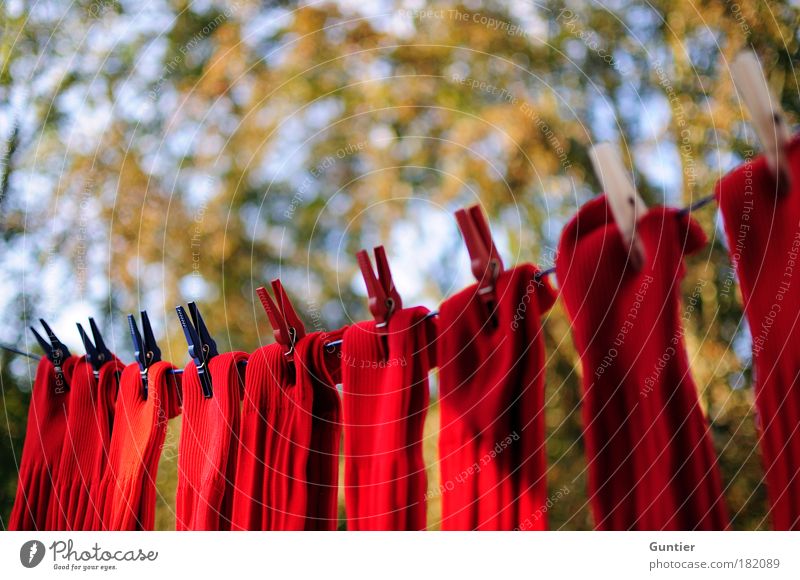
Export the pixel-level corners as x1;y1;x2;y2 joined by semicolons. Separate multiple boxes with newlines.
2;0;799;530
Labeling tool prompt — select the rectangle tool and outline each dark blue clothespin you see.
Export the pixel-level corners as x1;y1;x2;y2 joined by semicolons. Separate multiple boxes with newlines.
30;319;71;386
128;311;161;399
175;302;217;398
77;317;113;378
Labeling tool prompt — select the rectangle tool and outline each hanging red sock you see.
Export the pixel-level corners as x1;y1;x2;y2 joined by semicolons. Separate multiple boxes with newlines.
9;355;77;530
97;361;181;530
716;139;800;530
176;351;247;530
556;195;729;530
231;343;291;530
381;308;433;531
268;362;311;530
48;356;123;530
299;329;345;531
87;359;123;529
403;317;437;531
269;330;343;530
267;360;308;531
437;263;556;530
341;324;384;530
342;307;435;530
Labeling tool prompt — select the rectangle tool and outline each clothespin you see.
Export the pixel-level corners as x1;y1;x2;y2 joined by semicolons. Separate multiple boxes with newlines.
455;204;504;306
731;51;791;191
589;142;647;268
128;311;161;399
256;279;306;361
76;318;113;378
30;319;71;386
357;246;402;333
175;302;218;398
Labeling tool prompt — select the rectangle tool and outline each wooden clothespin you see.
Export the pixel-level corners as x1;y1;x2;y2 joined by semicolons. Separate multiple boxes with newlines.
455;204;505;307
731;51;791;190
257;279;306;362
590;142;647;269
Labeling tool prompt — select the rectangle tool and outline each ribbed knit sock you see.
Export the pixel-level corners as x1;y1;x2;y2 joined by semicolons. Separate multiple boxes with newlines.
716;138;800;530
269;330;344;530
9;355;77;530
342;307;435;530
97;361;181;530
300;329;345;531
437;264;556;530
176;351;247;531
268;354;306;531
231;343;291;530
341;324;383;531
49;356;124;530
556;195;729;530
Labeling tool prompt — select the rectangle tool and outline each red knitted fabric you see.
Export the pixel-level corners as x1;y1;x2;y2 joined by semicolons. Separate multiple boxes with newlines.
342;307;435;530
267;352;307;531
341;324;383;530
270;330;344;531
300;329;345;530
716;139;800;529
48;356;123;530
9;355;77;530
176;351;247;531
231;343;291;530
556;195;729;530
437;264;556;530
96;361;181;530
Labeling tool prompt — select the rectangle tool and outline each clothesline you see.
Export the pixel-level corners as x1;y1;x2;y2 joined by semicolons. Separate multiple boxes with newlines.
0;192;718;366
0;343;41;360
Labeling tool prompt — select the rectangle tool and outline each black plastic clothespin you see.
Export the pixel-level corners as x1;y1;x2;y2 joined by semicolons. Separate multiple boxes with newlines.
175;302;218;398
357;245;402;334
128;311;161;399
257;279;306;362
455;205;505;308
30;319;71;386
77;318;113;379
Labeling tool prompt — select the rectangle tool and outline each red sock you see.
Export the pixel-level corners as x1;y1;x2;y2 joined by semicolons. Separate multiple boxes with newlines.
49;356;124;530
341;325;384;530
556;196;729;530
269;330;343;530
300;329;345;530
437;264;556;530
716;138;800;529
176;351;247;530
268;356;307;531
97;361;181;530
232;344;291;530
342;307;435;530
9;356;77;530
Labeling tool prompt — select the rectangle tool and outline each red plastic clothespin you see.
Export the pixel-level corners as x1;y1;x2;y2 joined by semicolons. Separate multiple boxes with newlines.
256;279;307;361
357;246;402;333
455;205;504;305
